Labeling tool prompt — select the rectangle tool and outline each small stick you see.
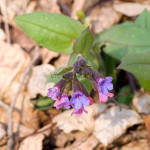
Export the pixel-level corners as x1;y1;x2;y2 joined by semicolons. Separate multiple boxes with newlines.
6;47;40;150
0;99;9;109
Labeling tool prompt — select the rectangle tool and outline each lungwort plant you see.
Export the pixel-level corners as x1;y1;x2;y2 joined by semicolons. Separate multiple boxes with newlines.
14;9;150;116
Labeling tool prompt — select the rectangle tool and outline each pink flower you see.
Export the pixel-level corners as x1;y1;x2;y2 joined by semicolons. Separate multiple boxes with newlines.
47;86;60;100
54;94;70;110
71;106;88;117
98;91;114;103
97;77;114;103
70;91;91;117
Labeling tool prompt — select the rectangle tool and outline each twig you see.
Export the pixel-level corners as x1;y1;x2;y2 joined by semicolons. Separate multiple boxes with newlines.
18;123;53;142
0;100;9;109
0;99;22;114
0;0;10;43
109;97;122;111
6;47;40;150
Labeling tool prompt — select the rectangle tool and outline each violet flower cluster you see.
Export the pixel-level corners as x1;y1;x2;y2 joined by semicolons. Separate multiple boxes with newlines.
47;56;113;117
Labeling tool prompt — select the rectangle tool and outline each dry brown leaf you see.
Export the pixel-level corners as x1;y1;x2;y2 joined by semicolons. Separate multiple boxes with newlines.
0;28;6;41
93;106;143;146
0;93;40;130
114;2;150;17
41;48;59;64
141;114;150;148
13;122;34;139
53;104;143;147
121;139;149;150
0;41;31;104
11;27;35;52
132;91;150;114
53;104;108;133
89;1;122;33
27;64;55;98
6;0;36;21
14;93;40;130
0;123;7;146
54;54;70;69
0;145;6;150
65;134;99;150
37;0;60;13
19;133;45;150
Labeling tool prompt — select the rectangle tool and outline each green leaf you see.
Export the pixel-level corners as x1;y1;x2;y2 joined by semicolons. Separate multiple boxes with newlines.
55;67;73;75
68;52;78;67
46;74;62;83
105;44;150;60
102;53;116;81
135;9;150;28
73;28;94;57
77;75;92;93
76;10;85;21
31;97;54;110
85;51;99;70
68;51;99;70
137;78;150;91
14;12;85;53
118;51;150;80
97;10;150;60
117;85;133;105
46;66;73;83
101;25;150;47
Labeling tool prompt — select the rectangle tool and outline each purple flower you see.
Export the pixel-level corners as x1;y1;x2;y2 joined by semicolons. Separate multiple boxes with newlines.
70;91;90;109
54;94;70;110
97;77;114;103
71;106;88;117
47;86;60;100
97;77;113;94
70;91;90;116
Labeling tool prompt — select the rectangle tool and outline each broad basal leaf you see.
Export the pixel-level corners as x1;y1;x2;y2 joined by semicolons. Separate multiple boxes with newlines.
118;51;150;80
97;10;150;60
14;12;85;53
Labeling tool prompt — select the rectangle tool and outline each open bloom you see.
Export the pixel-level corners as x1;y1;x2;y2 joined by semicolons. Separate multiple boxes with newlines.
47;86;60;100
71;106;88;117
54;94;70;110
97;77;114;102
70;91;90;116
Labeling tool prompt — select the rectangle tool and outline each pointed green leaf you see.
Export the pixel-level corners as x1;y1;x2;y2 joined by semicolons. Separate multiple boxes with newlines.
68;52;78;67
118;51;150;80
73;28;94;57
14;12;85;53
55;67;73;75
135;9;150;28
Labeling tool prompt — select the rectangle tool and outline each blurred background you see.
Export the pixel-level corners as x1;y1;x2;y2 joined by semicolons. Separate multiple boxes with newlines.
0;0;150;150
